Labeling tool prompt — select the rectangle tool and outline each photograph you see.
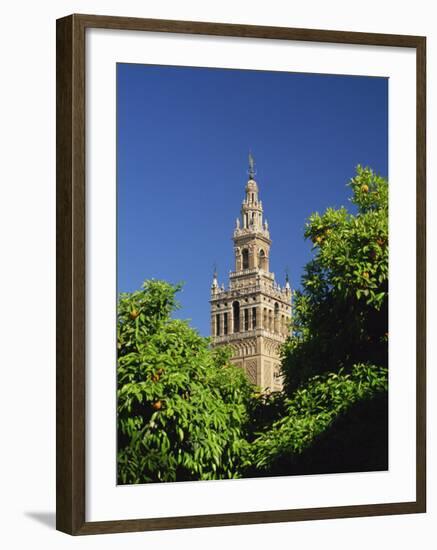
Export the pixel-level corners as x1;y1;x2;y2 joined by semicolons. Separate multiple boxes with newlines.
116;62;389;485
1;0;430;543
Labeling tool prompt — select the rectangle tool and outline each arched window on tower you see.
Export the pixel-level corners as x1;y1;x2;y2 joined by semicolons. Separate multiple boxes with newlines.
244;309;249;331
259;249;267;270
274;303;279;333
232;301;240;333
242;249;249;270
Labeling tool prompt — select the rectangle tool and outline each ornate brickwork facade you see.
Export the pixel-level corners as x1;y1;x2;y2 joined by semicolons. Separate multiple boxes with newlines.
210;155;292;392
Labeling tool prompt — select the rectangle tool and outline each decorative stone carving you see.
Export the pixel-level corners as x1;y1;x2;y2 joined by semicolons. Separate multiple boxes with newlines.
245;360;258;384
263;360;272;389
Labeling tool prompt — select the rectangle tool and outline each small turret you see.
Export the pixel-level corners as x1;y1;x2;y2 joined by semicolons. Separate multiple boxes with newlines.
285;270;291;293
211;265;219;294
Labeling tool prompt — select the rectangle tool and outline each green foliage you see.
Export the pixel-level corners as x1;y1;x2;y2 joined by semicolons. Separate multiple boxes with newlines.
282;166;389;391
117;280;253;484
246;364;388;474
245;390;287;442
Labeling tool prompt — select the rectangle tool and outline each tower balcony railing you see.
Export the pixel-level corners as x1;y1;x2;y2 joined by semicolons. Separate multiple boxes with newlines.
233;227;270;239
211;328;288;344
211;281;292;303
229;267;262;278
229;267;275;281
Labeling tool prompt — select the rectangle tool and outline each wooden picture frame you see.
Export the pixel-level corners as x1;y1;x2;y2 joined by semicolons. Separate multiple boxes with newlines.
56;13;426;535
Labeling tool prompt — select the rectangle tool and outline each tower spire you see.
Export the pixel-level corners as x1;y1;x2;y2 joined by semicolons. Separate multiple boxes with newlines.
211;262;218;290
285;267;291;291
248;151;256;179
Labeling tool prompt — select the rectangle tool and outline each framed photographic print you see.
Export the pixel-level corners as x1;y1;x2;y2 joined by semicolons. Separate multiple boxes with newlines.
56;14;426;535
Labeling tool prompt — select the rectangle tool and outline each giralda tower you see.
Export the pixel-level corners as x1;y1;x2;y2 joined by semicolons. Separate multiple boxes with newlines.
210;154;292;392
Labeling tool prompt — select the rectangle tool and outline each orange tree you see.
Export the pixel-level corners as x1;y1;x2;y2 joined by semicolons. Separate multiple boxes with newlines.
281;166;389;392
117;280;253;484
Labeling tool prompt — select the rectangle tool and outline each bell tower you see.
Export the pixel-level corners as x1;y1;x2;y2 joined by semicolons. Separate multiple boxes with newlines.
210;154;292;392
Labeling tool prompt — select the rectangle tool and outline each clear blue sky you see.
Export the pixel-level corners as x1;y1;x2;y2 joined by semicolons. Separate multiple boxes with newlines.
117;63;388;336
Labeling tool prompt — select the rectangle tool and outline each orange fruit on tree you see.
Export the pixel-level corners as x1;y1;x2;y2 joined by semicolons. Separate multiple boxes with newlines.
130;309;140;319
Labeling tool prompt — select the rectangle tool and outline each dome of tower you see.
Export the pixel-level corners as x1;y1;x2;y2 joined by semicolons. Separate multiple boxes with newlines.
246;179;258;192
